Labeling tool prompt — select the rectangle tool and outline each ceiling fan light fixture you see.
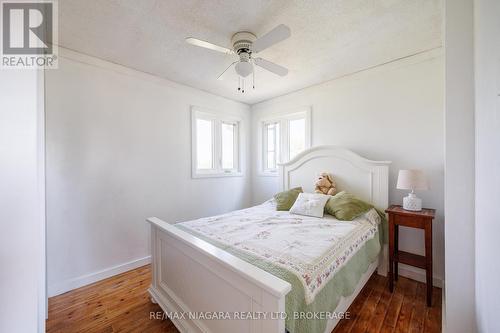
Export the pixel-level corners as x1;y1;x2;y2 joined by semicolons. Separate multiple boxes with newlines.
235;61;253;78
185;24;291;91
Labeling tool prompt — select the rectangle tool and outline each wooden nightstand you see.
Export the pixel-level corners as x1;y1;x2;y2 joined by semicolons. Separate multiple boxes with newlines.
385;205;436;306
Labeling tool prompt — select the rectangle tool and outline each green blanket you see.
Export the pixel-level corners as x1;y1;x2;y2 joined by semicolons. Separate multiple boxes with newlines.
176;216;386;333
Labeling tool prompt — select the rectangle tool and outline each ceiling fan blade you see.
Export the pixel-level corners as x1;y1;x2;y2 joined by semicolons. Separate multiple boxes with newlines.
254;57;288;76
251;24;291;53
185;37;233;55
217;61;237;80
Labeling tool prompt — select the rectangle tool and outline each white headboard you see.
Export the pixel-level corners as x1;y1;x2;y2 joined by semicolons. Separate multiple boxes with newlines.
279;146;392;210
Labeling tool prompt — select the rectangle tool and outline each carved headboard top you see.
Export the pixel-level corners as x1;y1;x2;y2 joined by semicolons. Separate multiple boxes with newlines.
279;146;391;210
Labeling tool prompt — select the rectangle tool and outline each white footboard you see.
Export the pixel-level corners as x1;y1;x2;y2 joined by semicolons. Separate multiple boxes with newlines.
147;217;292;333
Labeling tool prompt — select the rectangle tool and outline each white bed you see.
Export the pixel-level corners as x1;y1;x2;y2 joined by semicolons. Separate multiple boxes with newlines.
147;146;391;333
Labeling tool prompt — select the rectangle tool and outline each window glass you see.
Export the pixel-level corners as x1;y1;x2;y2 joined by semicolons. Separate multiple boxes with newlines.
196;118;213;169
221;122;235;169
265;122;280;170
289;118;305;160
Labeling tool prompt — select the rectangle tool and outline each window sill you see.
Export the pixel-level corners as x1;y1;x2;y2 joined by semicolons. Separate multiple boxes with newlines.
258;171;279;177
192;171;243;179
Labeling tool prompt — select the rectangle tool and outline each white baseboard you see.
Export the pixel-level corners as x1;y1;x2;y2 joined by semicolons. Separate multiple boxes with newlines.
48;256;151;297
397;263;443;288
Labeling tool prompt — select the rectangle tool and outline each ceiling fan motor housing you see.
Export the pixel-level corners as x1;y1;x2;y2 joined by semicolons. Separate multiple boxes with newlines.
231;32;257;58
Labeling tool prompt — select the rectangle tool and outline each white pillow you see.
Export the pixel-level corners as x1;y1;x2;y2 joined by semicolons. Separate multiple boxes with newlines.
289;193;330;218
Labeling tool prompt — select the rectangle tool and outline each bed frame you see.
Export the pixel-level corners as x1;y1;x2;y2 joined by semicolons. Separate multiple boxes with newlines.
147;146;391;333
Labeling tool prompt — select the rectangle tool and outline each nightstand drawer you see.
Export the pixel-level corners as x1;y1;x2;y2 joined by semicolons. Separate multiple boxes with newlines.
393;214;426;229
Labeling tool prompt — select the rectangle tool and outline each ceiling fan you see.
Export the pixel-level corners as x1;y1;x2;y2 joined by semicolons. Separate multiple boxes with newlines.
185;24;291;93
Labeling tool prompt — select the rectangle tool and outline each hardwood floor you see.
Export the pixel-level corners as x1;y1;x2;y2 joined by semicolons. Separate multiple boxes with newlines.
332;273;442;333
46;265;441;333
46;265;176;333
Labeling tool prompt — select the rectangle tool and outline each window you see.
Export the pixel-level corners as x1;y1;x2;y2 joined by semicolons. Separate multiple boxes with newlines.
261;110;311;175
192;107;241;178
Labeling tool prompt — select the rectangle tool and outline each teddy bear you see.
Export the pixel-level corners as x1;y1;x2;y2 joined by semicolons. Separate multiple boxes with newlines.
314;172;337;196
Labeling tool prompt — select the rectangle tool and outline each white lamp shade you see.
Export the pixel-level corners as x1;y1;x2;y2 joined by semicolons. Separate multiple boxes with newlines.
396;169;429;190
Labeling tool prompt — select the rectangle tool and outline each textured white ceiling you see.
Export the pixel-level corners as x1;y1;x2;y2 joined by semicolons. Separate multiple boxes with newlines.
58;0;442;104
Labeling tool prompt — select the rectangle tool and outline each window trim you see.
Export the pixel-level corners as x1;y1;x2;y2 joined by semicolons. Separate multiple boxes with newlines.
191;107;243;178
258;108;311;177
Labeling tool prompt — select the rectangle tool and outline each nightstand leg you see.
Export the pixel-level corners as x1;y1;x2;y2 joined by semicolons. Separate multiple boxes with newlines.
388;215;394;292
425;223;433;306
394;225;399;281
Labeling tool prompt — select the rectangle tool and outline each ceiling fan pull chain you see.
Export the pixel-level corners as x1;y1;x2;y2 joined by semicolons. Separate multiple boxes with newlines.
242;79;245;93
238;77;240;91
253;67;255;89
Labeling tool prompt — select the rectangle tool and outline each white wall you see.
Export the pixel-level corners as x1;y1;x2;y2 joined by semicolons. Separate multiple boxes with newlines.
45;48;251;296
0;69;46;332
474;0;500;332
443;0;477;332
251;50;445;285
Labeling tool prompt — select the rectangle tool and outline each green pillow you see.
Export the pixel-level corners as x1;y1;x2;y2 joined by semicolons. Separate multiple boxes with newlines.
325;191;374;220
274;187;303;211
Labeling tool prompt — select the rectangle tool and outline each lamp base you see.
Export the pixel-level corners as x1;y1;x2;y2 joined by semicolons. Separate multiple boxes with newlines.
403;192;422;211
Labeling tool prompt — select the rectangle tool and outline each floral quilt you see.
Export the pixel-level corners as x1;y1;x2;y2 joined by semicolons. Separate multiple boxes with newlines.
176;200;381;304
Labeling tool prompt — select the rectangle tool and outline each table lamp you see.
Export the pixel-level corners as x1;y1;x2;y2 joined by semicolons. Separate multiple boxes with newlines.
396;169;428;211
